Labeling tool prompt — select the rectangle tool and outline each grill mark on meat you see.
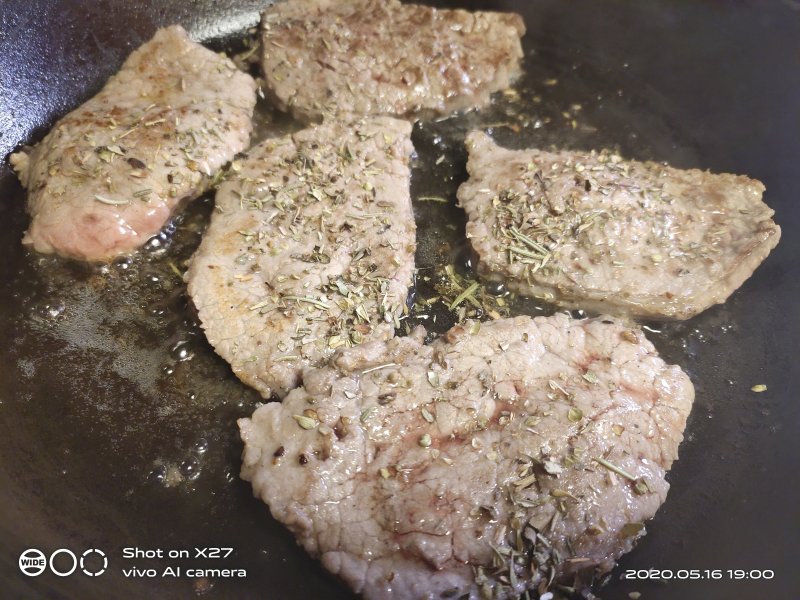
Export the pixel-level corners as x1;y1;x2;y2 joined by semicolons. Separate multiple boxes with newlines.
9;26;257;261
457;131;781;320
259;0;525;122
186;117;416;399
239;315;694;599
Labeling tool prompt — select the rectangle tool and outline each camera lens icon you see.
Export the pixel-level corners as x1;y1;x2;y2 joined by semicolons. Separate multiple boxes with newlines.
80;549;108;576
18;549;47;576
18;548;107;577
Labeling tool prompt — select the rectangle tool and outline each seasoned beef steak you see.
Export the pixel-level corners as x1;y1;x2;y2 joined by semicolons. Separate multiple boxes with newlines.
458;132;781;320
260;0;525;121
9;26;257;261
187;117;415;399
239;315;694;599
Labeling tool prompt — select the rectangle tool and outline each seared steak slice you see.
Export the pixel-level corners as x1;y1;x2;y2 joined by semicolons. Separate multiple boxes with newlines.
10;26;256;261
260;0;525;121
187;117;415;399
458;132;781;320
239;315;694;599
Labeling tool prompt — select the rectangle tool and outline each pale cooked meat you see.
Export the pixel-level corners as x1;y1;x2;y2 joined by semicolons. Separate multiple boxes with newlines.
239;315;694;599
186;117;415;399
260;0;525;121
9;25;256;261
458;132;781;320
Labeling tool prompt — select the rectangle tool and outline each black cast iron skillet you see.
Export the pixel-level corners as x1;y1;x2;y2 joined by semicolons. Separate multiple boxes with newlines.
1;1;799;598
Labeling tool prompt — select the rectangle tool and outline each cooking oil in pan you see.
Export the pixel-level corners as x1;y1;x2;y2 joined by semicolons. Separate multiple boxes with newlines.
0;33;782;600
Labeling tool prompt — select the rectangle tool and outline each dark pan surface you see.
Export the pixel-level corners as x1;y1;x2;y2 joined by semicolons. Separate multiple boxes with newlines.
1;1;799;598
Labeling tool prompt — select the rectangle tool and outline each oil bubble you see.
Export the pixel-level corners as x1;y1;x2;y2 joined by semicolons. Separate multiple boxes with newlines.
180;456;201;480
146;235;173;258
485;282;506;296
113;256;133;271
148;464;167;483
452;247;473;272
45;302;66;319
29;300;66;321
171;340;195;362
143;237;162;252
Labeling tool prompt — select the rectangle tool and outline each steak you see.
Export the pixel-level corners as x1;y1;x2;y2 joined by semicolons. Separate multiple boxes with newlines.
186;117;416;399
259;0;525;121
458;132;781;320
239;314;694;599
9;26;256;261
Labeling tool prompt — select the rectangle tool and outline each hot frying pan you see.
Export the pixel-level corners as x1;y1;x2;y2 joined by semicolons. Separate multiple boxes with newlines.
1;1;798;598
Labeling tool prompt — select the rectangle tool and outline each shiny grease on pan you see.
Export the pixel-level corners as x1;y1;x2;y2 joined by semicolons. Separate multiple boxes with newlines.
0;28;777;600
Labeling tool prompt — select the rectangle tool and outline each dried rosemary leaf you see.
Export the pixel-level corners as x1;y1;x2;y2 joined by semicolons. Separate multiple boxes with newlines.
567;407;583;423
292;414;318;430
633;478;651;495
524;416;541;428
94;194;130;205
514;474;537;489
449;281;480;310
582;371;599;385
361;362;398;374
621;522;645;537
594;457;636;481
550;488;577;499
